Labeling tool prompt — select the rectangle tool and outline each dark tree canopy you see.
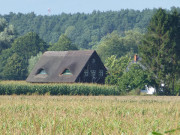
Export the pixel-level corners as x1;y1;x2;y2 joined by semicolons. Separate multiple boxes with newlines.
0;18;17;53
0;9;159;49
48;34;78;51
0;32;48;80
96;30;143;62
139;8;180;95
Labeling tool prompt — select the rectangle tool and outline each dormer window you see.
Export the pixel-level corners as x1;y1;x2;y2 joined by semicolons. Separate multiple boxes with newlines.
37;69;47;75
62;69;72;75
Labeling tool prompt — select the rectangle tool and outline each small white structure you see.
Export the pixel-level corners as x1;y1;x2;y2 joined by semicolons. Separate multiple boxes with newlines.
141;85;156;95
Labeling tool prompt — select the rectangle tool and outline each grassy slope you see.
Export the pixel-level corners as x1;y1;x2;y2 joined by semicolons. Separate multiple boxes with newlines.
0;96;179;134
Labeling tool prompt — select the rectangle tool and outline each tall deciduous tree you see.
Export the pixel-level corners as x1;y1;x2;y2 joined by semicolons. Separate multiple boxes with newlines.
139;8;180;95
48;34;78;51
3;53;26;80
1;32;47;80
105;55;131;85
118;64;154;93
28;52;43;74
96;31;127;62
96;30;142;62
0;18;17;53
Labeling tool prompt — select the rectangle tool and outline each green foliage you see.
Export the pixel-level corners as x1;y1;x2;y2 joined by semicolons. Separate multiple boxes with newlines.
0;81;119;95
96;30;143;62
1;9;158;49
152;127;180;135
105;55;131;85
139;8;180;95
122;29;143;54
28;52;43;74
96;32;126;62
11;32;47;57
105;55;155;94
0;18;17;53
0;48;13;79
118;64;153;93
175;79;180;95
0;32;47;80
2;53;26;80
48;34;78;51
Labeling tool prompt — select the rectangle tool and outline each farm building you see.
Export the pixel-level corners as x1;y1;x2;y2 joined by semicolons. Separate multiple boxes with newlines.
26;50;107;83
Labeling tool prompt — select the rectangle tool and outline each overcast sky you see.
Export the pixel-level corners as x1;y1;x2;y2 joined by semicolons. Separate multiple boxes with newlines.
1;0;180;15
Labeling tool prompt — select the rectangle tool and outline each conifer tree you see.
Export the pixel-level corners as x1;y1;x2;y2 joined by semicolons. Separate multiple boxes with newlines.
139;8;180;95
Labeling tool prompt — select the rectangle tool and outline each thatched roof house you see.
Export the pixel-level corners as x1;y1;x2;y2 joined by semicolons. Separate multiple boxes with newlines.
26;50;107;83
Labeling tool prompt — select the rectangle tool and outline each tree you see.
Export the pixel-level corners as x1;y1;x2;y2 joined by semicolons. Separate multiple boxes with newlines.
48;34;78;51
139;8;180;95
28;52;43;74
0;18;17;53
1;9;157;49
1;32;47;80
123;29;143;54
0;48;13;79
96;31;127;62
105;55;154;94
2;53;26;80
96;30;143;62
105;55;131;85
118;64;154;93
11;32;47;58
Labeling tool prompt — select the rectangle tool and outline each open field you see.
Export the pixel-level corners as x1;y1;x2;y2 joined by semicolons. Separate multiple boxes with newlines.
0;96;179;134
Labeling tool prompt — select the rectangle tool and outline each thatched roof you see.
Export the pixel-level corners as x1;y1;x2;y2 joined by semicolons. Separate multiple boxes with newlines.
26;50;98;83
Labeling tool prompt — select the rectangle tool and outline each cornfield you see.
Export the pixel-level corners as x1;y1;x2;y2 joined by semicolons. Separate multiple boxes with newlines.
0;81;119;95
0;96;179;134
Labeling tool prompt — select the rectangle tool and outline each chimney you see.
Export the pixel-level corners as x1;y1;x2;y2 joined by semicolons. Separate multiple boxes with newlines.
134;54;138;62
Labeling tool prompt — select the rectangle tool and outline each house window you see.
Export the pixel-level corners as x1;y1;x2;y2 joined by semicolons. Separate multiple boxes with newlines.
62;69;72;75
91;70;96;77
99;70;103;77
92;58;96;63
37;69;47;75
84;70;89;77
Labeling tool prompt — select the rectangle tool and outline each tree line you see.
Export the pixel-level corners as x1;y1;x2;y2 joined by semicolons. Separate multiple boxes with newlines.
0;7;180;95
0;8;159;49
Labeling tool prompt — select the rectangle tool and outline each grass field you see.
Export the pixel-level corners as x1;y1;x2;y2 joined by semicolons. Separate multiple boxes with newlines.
0;96;179;134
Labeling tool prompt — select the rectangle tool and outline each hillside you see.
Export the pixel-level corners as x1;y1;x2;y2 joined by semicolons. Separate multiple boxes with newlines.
1;9;158;49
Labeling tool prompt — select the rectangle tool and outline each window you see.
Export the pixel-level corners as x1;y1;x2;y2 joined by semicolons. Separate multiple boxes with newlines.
92;58;95;63
84;70;89;77
62;69;72;75
37;69;47;75
99;70;103;77
91;70;96;77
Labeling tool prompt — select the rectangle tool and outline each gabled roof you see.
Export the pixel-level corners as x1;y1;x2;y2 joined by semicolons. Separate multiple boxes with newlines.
26;50;96;83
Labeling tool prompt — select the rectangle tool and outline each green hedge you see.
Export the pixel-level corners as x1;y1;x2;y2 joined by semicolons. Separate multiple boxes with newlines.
0;81;120;95
175;82;180;95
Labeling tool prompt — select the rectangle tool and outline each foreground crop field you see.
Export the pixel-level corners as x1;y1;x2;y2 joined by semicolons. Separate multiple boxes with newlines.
0;96;179;134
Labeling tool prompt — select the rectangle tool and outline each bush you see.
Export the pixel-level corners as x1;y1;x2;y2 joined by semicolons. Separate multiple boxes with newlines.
175;81;180;95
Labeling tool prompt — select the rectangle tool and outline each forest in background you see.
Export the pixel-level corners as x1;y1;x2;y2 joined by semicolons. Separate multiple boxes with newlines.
0;8;159;49
0;7;180;95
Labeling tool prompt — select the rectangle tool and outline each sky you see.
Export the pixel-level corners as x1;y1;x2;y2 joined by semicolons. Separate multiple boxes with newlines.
1;0;180;15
